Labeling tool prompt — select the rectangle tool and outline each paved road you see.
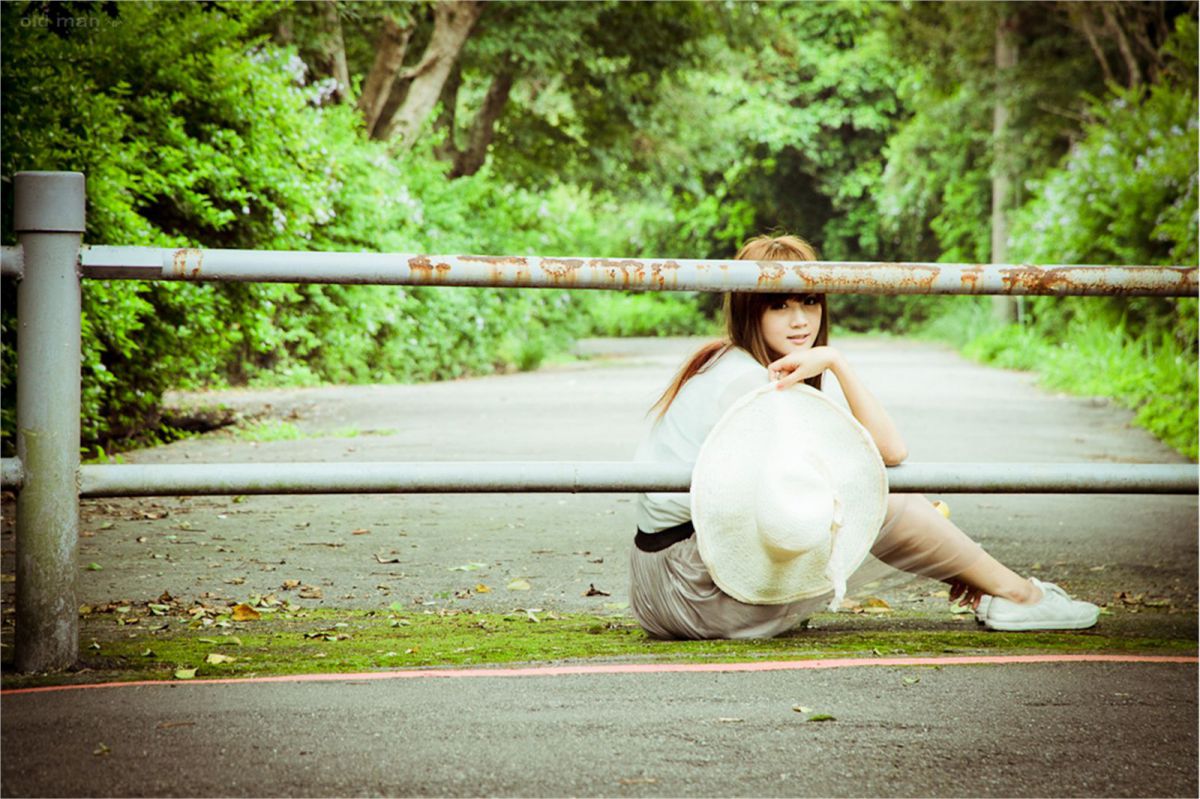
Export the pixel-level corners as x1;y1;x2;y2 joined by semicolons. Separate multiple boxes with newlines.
3;661;1196;797
12;336;1191;617
2;336;1197;797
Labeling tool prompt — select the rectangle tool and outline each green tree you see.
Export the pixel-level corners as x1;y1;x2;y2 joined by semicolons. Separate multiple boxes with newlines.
0;1;657;453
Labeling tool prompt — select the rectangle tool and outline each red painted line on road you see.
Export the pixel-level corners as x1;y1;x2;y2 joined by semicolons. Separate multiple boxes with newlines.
3;654;1195;696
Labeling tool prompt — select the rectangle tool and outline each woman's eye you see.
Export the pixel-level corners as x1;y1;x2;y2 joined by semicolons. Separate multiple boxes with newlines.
802;295;820;306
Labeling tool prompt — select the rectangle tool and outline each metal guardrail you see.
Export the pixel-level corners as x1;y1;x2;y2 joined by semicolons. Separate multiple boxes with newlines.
5;244;1198;296
2;170;1197;673
2;459;1196;497
73;245;1199;296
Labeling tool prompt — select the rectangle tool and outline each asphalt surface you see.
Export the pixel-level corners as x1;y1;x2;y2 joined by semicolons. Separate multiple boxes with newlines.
2;336;1198;797
2;662;1196;797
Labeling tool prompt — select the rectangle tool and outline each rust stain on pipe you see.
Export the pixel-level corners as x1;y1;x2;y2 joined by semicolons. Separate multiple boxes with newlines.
650;260;681;290
461;255;531;287
541;259;583;287
408;256;451;283
959;265;985;291
171;248;203;279
757;261;786;288
589;259;647;289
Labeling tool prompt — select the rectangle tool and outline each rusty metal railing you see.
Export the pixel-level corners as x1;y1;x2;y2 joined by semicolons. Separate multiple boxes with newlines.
1;170;1197;672
6;243;1197;296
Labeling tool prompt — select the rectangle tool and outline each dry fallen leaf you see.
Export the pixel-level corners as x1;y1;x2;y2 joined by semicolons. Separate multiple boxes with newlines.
507;578;532;591
475;583;492;593
174;668;197;680
583;584;611;597
230;603;261;621
205;653;236;665
859;597;892;614
298;586;324;600
282;579;301;590
374;553;402;564
351;528;370;536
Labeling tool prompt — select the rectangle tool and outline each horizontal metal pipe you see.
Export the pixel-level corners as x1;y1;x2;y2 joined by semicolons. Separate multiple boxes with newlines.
79;246;1198;297
65;461;1199;497
0;245;23;278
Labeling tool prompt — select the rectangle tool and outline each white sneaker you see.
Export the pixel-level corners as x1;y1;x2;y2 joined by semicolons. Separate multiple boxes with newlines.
974;594;991;624
980;578;1100;632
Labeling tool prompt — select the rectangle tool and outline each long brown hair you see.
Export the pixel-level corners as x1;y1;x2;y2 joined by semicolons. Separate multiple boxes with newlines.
650;234;829;418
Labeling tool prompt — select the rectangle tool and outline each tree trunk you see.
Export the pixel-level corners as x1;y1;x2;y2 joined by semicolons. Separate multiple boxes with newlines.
274;9;294;46
358;14;416;135
377;0;485;148
450;67;515;178
319;0;352;103
433;62;464;161
991;12;1019;324
1068;5;1115;86
1102;3;1142;89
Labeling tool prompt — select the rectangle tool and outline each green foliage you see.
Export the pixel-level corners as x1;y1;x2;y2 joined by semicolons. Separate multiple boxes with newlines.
1;1;357;449
0;2;661;454
1011;16;1199;268
1;1;1195;461
236;420;305;443
975;14;1200;459
878;2;1119;262
582;292;718;338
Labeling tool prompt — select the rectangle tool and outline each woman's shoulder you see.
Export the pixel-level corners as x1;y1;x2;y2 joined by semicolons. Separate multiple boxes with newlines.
683;345;764;395
708;345;761;374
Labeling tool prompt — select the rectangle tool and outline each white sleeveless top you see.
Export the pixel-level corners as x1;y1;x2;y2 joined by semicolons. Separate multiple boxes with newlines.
634;346;768;533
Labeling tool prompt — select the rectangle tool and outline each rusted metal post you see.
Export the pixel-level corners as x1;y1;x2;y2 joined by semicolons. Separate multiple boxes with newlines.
13;171;85;673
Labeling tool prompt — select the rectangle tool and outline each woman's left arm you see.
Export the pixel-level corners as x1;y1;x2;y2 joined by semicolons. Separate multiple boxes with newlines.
769;346;908;465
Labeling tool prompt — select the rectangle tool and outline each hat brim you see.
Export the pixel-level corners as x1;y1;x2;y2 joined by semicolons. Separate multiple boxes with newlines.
691;383;888;605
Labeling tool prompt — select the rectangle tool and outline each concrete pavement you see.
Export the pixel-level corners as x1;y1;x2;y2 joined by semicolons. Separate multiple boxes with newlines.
2;336;1197;796
3;660;1196;797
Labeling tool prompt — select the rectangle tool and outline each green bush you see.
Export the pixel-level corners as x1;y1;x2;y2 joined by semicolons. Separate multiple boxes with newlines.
0;3;667;455
581;292;717;337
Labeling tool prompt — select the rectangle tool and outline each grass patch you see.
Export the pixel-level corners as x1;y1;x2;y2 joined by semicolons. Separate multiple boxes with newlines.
3;608;1193;691
233;420;397;442
235;419;306;442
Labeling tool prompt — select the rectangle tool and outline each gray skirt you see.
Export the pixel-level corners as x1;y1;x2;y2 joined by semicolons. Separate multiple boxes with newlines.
629;494;984;640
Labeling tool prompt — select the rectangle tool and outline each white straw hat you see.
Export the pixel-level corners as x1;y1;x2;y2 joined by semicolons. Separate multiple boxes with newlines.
690;383;888;608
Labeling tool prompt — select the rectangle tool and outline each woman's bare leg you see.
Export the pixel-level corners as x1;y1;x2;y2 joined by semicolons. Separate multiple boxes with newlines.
871;494;1043;607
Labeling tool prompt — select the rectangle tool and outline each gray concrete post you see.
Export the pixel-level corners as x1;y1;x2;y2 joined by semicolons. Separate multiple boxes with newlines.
13;171;85;672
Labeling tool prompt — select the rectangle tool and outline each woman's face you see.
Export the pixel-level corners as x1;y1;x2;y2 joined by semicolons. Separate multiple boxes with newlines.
759;294;822;359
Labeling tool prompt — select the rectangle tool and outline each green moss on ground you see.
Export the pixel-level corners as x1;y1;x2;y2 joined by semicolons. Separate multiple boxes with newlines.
2;607;1193;691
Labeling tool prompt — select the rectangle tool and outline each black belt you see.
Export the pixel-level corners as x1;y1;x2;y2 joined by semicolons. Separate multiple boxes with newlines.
634;520;695;553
